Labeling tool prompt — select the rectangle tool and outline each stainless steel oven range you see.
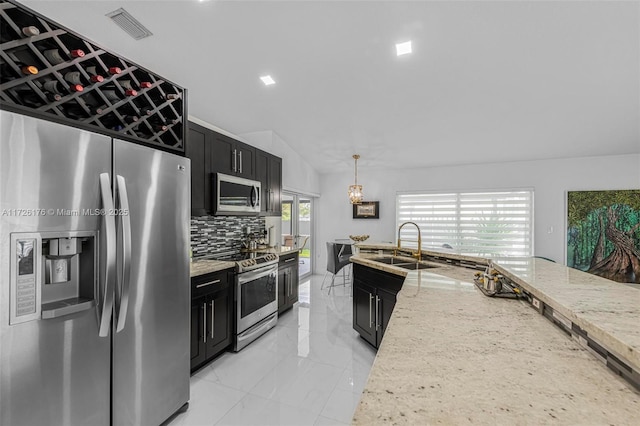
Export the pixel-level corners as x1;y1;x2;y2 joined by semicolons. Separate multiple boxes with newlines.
215;252;279;351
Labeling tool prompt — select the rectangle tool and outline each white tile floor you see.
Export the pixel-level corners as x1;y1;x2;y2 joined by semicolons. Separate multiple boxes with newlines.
169;275;376;426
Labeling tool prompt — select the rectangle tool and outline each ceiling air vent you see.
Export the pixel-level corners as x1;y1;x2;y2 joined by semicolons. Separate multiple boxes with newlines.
106;8;153;40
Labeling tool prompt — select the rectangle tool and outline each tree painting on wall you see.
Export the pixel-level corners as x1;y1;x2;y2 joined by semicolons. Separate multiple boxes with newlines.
567;190;640;284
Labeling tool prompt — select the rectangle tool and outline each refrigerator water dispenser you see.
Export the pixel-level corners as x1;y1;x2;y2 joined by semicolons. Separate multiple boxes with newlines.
9;231;98;325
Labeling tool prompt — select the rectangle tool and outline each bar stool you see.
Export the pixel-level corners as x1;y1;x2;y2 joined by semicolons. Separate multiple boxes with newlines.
321;242;352;294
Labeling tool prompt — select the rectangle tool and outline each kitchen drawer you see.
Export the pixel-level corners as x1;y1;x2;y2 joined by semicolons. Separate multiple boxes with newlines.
353;263;403;294
278;251;298;265
191;269;232;298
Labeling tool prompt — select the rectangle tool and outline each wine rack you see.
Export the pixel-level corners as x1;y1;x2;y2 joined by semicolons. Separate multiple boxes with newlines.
0;0;186;153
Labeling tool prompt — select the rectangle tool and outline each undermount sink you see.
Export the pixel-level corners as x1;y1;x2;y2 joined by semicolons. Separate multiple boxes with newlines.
372;256;438;270
373;256;415;265
395;262;437;270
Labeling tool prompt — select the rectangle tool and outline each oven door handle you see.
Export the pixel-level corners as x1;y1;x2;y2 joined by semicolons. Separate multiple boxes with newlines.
237;264;278;284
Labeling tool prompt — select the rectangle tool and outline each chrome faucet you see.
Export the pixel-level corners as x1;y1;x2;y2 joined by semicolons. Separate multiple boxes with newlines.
396;221;422;259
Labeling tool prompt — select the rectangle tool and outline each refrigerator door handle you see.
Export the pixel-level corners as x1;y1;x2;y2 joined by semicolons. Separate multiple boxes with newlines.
98;173;115;337
115;175;132;333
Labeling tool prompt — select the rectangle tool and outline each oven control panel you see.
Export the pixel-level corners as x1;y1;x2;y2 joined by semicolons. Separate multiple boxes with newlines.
237;253;279;272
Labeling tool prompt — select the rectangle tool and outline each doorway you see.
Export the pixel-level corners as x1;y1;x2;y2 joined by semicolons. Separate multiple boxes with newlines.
281;192;313;280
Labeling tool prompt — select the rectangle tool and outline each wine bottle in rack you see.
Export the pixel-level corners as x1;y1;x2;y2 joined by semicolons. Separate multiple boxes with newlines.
107;66;122;75
150;92;179;104
87;104;106;115
43;49;64;65
62;71;85;93
21;26;40;37
139;81;152;89
100;83;124;103
43;48;84;65
42;80;66;96
149;116;169;132
63;71;84;86
118;80;137;96
85;66;105;83
122;115;139;124
17;62;39;76
139;106;154;116
68;83;84;93
45;91;62;102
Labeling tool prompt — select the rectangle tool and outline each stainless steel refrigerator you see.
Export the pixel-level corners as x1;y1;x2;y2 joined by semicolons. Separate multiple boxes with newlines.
0;110;191;425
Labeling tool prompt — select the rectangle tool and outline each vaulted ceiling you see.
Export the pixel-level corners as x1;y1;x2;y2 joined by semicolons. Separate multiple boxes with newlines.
22;0;640;174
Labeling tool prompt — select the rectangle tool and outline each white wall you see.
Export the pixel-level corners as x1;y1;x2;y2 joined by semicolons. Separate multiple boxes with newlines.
315;154;640;274
240;130;321;196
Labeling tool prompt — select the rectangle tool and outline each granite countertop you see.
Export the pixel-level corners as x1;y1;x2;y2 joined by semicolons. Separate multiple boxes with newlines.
351;265;640;424
492;257;640;376
248;246;301;255
189;259;235;277
354;244;640;374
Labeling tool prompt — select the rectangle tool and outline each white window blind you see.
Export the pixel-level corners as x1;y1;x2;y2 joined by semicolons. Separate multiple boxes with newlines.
396;190;533;257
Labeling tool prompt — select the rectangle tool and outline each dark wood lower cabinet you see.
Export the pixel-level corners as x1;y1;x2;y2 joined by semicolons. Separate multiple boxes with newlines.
191;269;233;373
278;251;299;314
352;263;404;349
353;278;377;347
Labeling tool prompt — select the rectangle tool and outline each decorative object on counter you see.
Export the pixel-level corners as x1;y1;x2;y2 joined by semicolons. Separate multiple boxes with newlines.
349;234;370;242
348;154;363;204
353;201;379;219
567;189;640;283
473;265;524;298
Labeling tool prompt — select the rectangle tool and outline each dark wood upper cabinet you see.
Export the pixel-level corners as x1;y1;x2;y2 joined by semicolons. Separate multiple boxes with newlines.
209;133;255;180
256;150;282;216
186;120;281;216
269;155;282;216
186;122;209;216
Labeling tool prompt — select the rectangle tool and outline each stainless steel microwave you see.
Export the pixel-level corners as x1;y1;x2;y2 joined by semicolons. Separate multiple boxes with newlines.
214;173;261;215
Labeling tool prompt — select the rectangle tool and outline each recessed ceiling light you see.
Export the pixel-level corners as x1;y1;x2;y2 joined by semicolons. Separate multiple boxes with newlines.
396;41;412;56
260;75;275;86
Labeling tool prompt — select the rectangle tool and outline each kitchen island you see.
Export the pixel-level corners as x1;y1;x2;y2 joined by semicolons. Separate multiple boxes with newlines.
351;249;640;425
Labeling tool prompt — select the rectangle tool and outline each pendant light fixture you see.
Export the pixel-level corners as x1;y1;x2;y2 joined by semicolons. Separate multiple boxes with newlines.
348;154;363;204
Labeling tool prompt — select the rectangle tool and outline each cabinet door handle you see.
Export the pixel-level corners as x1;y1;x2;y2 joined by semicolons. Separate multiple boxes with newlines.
375;295;380;331
196;279;220;288
202;302;207;343
284;258;296;263
211;299;216;340
232;149;237;172
369;293;374;328
239;151;243;174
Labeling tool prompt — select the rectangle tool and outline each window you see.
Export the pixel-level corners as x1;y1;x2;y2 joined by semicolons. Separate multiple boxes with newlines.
396;190;533;257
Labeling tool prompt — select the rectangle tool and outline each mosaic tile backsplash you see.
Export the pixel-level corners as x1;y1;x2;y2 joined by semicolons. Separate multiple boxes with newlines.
191;215;265;259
